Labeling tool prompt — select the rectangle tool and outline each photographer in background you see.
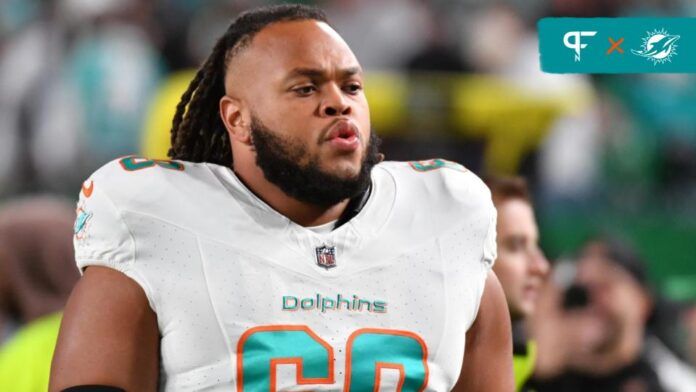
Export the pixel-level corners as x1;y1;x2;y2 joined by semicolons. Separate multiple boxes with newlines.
486;176;550;391
531;237;696;392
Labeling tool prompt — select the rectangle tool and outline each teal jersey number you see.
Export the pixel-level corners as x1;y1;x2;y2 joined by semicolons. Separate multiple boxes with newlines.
236;326;334;392
345;328;428;392
409;159;467;173
237;326;429;392
118;156;184;172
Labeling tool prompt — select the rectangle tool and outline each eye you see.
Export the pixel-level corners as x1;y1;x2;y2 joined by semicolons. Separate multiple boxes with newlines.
293;85;316;96
343;82;362;94
505;238;526;253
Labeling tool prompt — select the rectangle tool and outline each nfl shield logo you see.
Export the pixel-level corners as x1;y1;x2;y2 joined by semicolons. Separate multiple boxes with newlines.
315;246;337;269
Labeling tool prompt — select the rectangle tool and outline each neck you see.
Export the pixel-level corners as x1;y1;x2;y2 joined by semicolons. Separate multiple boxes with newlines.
232;157;349;227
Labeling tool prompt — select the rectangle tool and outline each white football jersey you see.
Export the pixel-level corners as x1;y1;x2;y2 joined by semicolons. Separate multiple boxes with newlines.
73;157;497;392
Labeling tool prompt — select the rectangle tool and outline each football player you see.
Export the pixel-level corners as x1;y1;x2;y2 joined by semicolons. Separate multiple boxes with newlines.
50;5;513;391
485;177;549;390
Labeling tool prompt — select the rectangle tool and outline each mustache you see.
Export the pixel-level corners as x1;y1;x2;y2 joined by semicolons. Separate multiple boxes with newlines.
249;115;381;207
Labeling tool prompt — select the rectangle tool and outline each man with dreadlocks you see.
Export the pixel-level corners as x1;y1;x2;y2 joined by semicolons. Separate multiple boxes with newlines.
50;4;512;391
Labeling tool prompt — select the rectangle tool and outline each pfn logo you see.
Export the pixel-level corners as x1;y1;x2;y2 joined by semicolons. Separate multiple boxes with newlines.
563;31;597;61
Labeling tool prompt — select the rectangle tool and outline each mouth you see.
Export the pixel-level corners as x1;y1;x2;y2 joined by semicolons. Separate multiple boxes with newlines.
324;121;360;152
522;283;540;300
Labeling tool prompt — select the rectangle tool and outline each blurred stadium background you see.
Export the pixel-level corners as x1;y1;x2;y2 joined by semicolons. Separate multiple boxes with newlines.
1;0;695;387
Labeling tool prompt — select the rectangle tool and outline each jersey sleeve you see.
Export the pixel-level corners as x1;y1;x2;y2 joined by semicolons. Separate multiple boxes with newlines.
481;203;497;269
390;159;500;330
73;172;135;273
73;165;158;311
465;199;497;328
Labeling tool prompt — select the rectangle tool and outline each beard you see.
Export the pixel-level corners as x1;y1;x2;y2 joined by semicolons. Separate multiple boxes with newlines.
249;116;381;207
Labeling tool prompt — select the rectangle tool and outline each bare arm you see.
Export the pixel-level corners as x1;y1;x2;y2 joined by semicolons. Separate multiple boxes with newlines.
453;271;514;392
49;266;159;391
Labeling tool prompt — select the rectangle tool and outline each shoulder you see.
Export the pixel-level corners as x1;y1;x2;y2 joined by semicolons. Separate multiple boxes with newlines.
83;156;214;214
87;156;199;193
376;159;493;215
370;159;496;258
73;157;217;272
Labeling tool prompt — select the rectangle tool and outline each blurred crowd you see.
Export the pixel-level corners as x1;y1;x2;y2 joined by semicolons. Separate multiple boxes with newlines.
1;0;695;390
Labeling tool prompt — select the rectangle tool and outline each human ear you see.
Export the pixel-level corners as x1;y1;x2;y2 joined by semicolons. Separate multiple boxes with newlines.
220;95;251;145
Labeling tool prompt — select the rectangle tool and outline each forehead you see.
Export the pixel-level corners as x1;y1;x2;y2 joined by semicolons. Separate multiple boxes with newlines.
577;245;626;280
496;199;537;234
227;20;359;87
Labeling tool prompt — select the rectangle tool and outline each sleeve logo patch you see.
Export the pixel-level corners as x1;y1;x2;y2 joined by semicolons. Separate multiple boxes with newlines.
74;204;93;240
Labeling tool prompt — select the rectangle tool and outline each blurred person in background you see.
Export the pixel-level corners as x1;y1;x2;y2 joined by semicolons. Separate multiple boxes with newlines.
0;0;72;196
0;197;79;391
61;0;163;169
486;176;550;391
0;0;162;197
531;237;696;392
688;308;696;368
324;0;430;70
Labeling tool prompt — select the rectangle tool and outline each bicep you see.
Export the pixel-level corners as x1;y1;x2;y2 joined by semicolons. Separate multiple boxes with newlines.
453;271;514;392
50;266;159;391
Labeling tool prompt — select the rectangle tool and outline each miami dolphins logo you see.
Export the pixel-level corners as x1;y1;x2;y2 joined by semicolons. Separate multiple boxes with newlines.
632;28;680;65
74;205;93;240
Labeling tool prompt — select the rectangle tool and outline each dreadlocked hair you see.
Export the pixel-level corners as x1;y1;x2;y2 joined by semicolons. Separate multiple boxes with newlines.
168;4;328;166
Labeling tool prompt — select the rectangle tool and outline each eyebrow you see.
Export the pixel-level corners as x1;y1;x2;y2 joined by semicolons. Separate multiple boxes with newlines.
285;66;361;81
503;235;527;243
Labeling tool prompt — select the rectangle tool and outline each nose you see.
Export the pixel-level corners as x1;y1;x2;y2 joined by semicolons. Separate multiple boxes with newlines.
320;84;352;117
529;247;550;277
